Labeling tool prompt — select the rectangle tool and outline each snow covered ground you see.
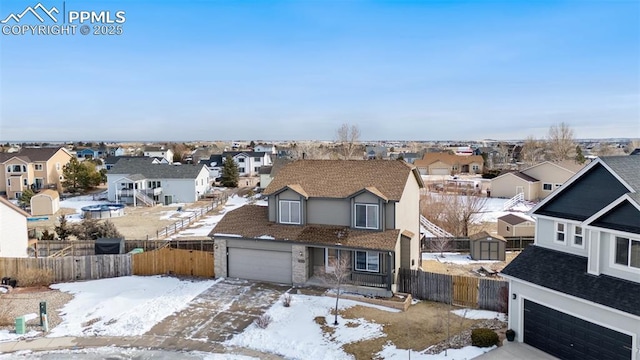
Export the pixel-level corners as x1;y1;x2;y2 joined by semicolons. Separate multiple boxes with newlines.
227;294;496;360
422;252;511;265
2;277;499;359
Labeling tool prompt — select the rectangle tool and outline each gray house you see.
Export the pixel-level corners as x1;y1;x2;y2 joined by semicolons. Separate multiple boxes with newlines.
211;160;424;297
501;156;640;360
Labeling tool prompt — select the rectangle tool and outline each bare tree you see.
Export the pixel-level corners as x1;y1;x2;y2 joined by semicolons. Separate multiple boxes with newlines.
547;122;575;161
520;136;545;167
421;193;488;237
429;236;453;257
335;123;361;159
496;142;511;167
328;253;351;326
594;143;617;157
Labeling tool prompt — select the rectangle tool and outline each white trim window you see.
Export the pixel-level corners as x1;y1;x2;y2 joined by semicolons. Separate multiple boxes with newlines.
614;236;640;269
355;251;379;272
34;164;43;171
555;222;566;243
279;200;301;224
355;203;378;229
543;183;553;191
56;162;61;171
572;225;584;247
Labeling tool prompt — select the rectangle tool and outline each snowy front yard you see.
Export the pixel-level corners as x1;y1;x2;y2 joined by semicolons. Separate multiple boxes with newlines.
1;276;503;359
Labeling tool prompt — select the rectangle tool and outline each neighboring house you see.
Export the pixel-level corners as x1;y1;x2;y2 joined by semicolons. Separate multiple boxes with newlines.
108;147;126;157
0;197;29;257
0;147;72;199
143;146;174;164
254;144;277;154
106;158;210;205
501;156;640;360
211;160;424;297
414;153;484;175
199;154;223;180
400;152;419;164
490;160;585;201
365;145;388;159
222;151;272;177
258;158;292;189
104;156;157;171
497;213;535;237
30;189;60;216
630;148;640;156
76;148;99;159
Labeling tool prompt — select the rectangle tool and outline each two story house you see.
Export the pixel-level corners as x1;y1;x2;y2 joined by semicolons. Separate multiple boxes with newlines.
222;151;272;177
210;160;424;296
501;156;639;360
414;152;484;175
0;147;72;199
143;145;174;164
106;157;210;205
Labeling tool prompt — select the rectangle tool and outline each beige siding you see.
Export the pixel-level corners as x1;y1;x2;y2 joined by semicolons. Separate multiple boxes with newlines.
490;173;538;201
30;192;60;216
522;163;575;199
497;218;515;237
395;172;421;270
512;223;535;237
45;149;72;191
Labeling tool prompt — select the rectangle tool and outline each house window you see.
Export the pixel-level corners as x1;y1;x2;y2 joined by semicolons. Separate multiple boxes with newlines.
239;167;245;173
254;167;260;173
615;237;640;269
34;164;43;171
238;158;245;163
355;204;378;229
254;157;261;162
573;226;583;246
7;179;10;186
11;165;25;172
555;184;562;188
23;178;28;186
543;183;553;191
279;200;301;224
506;226;511;232
555;222;566;243
355;251;379;272
472;165;479;171
15;192;22;199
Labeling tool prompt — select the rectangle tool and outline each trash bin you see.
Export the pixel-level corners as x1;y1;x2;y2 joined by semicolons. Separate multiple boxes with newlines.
15;316;25;335
1;277;9;285
8;279;17;288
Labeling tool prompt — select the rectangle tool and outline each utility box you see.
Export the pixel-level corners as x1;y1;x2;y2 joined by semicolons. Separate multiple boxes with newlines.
39;301;47;326
15;316;25;335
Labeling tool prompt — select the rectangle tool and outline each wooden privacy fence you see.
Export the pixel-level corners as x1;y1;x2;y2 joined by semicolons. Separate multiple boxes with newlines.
34;239;216;257
422;236;534;252
398;268;508;312
0;255;131;283
132;247;214;278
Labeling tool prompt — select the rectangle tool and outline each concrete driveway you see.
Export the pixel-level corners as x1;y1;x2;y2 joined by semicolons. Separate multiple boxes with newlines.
474;340;559;360
146;278;291;343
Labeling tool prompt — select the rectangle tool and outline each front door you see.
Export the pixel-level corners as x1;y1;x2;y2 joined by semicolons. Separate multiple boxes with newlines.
164;195;173;205
325;248;338;273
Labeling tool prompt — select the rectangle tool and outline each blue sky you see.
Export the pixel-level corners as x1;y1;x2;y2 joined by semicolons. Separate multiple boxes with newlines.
0;0;638;141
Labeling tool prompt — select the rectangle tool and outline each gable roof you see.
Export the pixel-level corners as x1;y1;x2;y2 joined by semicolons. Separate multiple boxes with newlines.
493;171;538;183
32;189;60;200
104;156;149;165
0;197;30;217
108;157;207;179
501;246;640;317
521;160;584;175
143;146;168;152
0;147;69;163
210;205;400;251
469;231;506;242
222;151;269;158
200;154;224;166
498;213;532;226
414;153;484;168
263;160;423;201
532;156;638;220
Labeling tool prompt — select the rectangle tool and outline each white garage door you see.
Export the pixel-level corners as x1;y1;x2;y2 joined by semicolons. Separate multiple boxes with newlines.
430;168;449;175
228;248;292;284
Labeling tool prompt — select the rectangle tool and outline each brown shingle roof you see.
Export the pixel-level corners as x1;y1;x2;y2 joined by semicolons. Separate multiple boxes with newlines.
0;147;67;163
210;205;400;251
498;213;531;225
263;160;421;201
414;153;484;168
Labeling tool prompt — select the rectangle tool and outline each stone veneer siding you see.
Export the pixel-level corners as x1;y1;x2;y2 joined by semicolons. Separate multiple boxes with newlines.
292;244;308;285
214;238;227;278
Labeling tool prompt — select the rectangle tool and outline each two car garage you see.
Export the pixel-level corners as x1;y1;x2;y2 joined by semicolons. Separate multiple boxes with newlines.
523;299;632;360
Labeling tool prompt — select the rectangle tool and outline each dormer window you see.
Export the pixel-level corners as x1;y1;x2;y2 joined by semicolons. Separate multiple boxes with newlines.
355;203;378;229
615;237;640;269
279;200;301;224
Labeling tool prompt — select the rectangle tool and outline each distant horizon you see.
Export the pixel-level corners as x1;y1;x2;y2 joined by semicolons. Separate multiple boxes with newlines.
1;1;638;141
